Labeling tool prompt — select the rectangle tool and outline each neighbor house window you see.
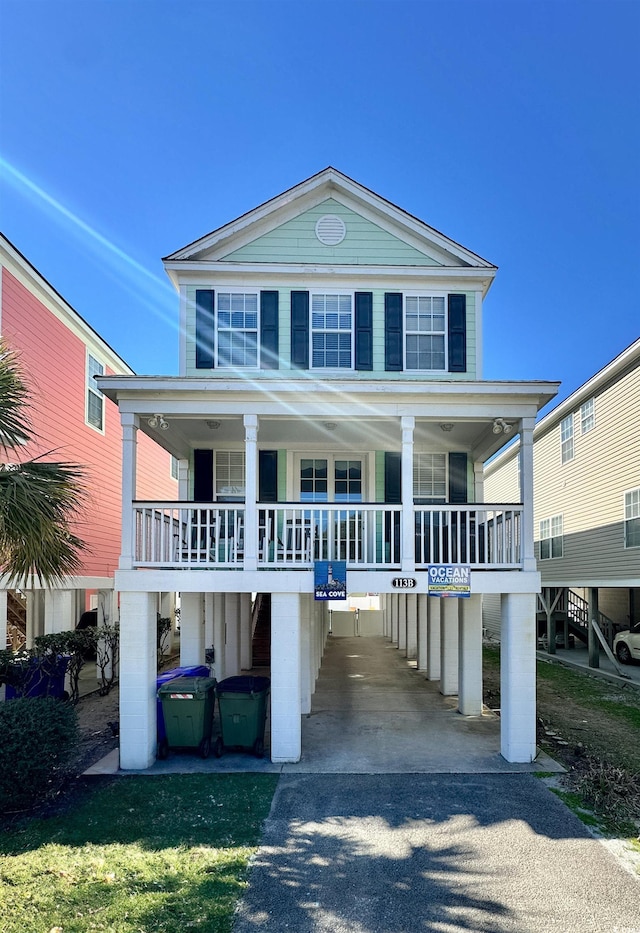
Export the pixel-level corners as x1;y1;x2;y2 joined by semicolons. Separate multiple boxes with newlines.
624;488;640;548
216;292;258;368
311;293;352;369
580;398;595;434
413;453;447;500
170;456;179;480
405;295;446;371
560;415;574;463
86;353;104;431
215;451;245;500
540;515;563;559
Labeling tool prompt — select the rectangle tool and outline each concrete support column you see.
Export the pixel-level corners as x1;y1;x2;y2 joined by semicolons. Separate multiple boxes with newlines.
44;589;76;634
417;593;428;672
384;595;391;639
224;592;241;677
119;591;157;770
300;596;312;715
270;593;302;762
204;593;214;660
458;594;483;715
391;594;399;646
212;593;226;682
240;592;252;670
25;591;43;647
180;592;204;667
397;594;407;654
406;594;418;660
427;597;441;681
400;415;416;573
440;598;459;696
501;592;537;763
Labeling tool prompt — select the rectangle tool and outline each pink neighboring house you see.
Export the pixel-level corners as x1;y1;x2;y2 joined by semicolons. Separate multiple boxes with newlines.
0;233;178;644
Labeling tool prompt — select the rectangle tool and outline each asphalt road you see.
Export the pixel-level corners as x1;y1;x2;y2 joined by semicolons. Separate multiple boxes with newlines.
233;773;639;933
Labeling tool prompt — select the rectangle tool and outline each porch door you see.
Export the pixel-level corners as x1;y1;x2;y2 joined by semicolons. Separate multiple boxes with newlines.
299;457;364;561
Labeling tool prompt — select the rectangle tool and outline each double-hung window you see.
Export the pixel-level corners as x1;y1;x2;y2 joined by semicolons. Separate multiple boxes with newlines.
311;293;352;369
580;398;595;434
560;415;574;463
413;452;447;501
539;515;563;559
405;296;446;371
625;488;640;548
215;450;245;501
217;292;258;368
86;353;105;431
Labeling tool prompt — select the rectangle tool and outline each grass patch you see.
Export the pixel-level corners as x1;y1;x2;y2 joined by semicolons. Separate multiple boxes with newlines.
536;660;640;731
0;773;278;933
549;788;601;828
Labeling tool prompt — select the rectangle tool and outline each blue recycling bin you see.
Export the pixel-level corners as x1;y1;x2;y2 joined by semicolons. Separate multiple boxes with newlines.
156;665;209;742
6;655;70;700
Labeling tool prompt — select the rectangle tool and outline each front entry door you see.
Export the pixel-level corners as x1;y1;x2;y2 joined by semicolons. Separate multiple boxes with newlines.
298;456;364;561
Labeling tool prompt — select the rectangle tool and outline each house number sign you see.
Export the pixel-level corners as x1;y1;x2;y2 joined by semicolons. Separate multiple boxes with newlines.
391;578;416;589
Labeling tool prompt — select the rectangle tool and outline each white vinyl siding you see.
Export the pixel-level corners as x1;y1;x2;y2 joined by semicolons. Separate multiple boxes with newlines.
86;353;105;432
560;415;574;463
540;515;563;559
625;488;640;548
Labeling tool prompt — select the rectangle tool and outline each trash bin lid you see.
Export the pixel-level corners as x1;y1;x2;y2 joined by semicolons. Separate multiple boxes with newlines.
158;675;216;699
216;675;270;694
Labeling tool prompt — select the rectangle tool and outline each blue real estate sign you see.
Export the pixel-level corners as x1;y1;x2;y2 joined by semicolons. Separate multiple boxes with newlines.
428;565;471;598
314;561;347;600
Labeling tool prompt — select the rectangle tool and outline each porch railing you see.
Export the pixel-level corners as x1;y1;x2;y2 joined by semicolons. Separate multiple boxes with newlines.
131;502;524;570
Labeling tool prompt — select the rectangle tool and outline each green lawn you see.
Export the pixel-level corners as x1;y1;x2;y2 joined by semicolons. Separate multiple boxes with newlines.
0;774;279;933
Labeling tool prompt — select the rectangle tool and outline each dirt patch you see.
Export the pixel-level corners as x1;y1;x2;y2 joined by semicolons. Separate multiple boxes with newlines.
73;686;120;775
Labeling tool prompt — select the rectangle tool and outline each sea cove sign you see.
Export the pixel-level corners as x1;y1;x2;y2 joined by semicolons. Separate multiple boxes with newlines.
428;565;471;598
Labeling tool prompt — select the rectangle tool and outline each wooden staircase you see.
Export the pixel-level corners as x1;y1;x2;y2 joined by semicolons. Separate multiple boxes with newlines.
537;588;619;648
7;590;27;650
251;593;271;668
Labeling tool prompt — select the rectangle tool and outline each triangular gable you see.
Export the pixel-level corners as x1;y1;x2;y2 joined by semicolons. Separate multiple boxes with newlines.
163;167;496;270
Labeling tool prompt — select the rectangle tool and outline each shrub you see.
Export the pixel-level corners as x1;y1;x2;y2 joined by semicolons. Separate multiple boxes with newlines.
0;696;79;812
573;756;640;837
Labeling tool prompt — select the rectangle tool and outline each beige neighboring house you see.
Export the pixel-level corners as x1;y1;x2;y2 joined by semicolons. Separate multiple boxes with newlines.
484;338;640;665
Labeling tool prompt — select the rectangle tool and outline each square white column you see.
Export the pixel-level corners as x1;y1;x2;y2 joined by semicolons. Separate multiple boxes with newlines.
300;596;312;715
416;593;428;672
224;592;241;677
501;592;537;762
458;594;483;715
391;594;399;645
271;593;302;762
212;593;226;682
406;594;418;660
180;592;204;667
397;594;407;654
119;591;157;770
440;598;459;696
44;589;76;634
426;597;441;681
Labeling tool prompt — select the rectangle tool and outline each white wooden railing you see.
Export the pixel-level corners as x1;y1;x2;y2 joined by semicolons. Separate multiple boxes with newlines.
132;501;524;570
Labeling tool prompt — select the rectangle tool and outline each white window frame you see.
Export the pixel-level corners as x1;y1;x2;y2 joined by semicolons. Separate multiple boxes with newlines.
580;398;595;435
310;291;354;371
215;450;245;501
539;514;563;559
86;351;105;433
170;456;179;481
624;488;640;548
294;452;367;501
215;290;259;370
404;292;448;372
560;414;574;464
413;452;447;501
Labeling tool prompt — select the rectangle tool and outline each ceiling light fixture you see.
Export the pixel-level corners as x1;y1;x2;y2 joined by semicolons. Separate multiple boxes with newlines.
323;422;337;431
439;423;454;432
148;414;169;431
492;418;513;435
206;420;221;430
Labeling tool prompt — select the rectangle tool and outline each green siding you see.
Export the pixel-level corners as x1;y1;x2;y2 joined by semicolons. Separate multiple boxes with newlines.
222;199;442;266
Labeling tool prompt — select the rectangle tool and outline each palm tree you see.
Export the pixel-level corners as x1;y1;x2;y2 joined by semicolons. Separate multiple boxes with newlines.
0;340;86;585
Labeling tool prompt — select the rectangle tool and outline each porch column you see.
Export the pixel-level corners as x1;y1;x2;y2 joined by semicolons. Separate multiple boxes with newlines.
240;592;253;670
401;416;415;573
426;596;441;680
243;415;258;572
440;598;459;695
212;593;226;682
25;591;44;647
271;593;302;762
44;589;76;634
120;413;139;571
300;595;312;715
519;417;536;572
224;592;241;677
406;594;418;660
398;594;407;654
416;593;428;671
180;592;204;667
391;594;399;645
458;594;483;715
119;591;157;770
501;592;537;762
383;595;391;639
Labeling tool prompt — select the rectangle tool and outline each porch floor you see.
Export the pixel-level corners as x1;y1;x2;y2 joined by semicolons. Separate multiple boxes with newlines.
86;635;562;776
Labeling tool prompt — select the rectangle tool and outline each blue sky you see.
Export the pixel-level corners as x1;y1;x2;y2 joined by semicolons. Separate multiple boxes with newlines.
1;0;638;410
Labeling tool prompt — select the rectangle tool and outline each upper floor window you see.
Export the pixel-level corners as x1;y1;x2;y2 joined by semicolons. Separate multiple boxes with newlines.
311;293;352;369
413;452;447;500
560;415;574;463
580;398;595;434
405;296;446;371
540;514;563;559
625;488;640;548
86;353;104;432
217;292;258;369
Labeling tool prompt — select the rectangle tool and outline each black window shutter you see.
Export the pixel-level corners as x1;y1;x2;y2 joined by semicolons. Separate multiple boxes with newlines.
290;291;309;369
448;294;467;373
260;291;279;369
355;292;373;371
195;290;215;369
384;451;402;503
193;449;214;501
385;293;403;371
448;452;468;503
259;450;278;502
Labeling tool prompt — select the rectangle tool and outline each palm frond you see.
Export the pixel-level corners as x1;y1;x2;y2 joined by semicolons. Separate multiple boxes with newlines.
0;339;33;452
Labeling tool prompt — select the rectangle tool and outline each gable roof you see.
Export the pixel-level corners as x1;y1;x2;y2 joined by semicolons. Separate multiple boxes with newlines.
163;167;497;271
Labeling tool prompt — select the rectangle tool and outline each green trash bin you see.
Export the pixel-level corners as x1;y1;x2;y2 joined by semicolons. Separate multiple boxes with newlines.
157;676;216;759
215;676;270;758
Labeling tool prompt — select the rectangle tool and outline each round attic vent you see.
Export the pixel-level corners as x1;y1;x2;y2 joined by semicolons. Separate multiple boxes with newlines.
315;214;346;246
